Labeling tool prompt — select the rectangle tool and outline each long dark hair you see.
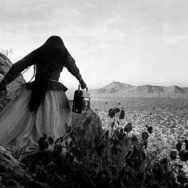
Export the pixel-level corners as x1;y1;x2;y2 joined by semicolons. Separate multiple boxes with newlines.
27;36;68;111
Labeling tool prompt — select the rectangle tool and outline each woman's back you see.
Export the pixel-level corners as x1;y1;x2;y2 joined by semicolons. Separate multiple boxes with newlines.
34;36;68;81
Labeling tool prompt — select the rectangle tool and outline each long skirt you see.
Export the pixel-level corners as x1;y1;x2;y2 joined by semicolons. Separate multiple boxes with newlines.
0;87;72;158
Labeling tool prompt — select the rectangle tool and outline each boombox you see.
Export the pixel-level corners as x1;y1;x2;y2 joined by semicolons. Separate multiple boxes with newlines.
72;85;90;113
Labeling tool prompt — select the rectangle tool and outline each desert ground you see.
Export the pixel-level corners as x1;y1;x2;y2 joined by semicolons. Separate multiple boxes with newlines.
91;97;188;153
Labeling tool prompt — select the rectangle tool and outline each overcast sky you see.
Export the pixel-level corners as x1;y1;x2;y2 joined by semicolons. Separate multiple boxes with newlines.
1;0;188;89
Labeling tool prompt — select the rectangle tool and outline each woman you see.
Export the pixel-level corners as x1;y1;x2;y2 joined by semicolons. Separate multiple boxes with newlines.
0;36;87;158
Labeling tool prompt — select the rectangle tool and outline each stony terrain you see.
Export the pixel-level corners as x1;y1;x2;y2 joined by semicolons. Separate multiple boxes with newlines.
91;97;188;175
92;97;188;152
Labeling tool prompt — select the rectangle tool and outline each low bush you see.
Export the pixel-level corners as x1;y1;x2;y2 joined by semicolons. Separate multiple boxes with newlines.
20;113;188;188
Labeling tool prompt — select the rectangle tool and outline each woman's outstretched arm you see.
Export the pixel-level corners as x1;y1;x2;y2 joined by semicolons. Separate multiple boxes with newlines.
0;51;37;90
65;52;87;89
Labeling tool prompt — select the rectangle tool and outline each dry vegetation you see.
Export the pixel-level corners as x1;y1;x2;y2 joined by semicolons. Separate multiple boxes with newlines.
1;98;188;187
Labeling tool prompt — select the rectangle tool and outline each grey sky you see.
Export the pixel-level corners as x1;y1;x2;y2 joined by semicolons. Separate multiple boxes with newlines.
0;0;188;88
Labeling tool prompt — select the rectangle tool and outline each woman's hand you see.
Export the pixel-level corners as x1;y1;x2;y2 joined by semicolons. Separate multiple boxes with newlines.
79;79;87;89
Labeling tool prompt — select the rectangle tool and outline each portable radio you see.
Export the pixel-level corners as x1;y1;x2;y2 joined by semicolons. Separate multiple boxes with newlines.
72;85;90;113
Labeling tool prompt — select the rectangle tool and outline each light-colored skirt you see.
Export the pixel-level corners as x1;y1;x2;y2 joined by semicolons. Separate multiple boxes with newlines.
0;87;72;158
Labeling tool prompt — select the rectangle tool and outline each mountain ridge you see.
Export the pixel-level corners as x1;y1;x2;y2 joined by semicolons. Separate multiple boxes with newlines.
90;81;188;98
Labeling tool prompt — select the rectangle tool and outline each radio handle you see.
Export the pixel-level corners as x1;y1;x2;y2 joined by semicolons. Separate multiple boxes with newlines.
78;84;88;92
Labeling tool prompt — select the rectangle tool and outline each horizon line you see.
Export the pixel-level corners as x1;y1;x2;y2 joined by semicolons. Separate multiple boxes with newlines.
67;81;188;90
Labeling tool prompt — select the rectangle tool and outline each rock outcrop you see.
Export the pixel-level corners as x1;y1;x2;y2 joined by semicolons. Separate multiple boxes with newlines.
72;110;103;141
0;146;48;188
0;53;25;112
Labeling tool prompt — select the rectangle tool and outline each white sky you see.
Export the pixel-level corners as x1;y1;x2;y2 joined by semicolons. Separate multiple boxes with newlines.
1;0;188;89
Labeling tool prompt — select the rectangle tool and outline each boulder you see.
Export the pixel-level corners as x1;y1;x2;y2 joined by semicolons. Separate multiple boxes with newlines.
0;53;25;112
72;110;103;141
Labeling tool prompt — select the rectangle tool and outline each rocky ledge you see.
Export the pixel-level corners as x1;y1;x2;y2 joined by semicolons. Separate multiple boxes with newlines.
0;53;25;112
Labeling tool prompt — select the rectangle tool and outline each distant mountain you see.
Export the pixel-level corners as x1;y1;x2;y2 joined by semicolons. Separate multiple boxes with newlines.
90;82;188;98
97;82;132;94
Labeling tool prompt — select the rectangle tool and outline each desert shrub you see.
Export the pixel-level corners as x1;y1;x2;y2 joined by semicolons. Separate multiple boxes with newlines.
119;108;125;119
108;107;120;118
20;111;188;188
